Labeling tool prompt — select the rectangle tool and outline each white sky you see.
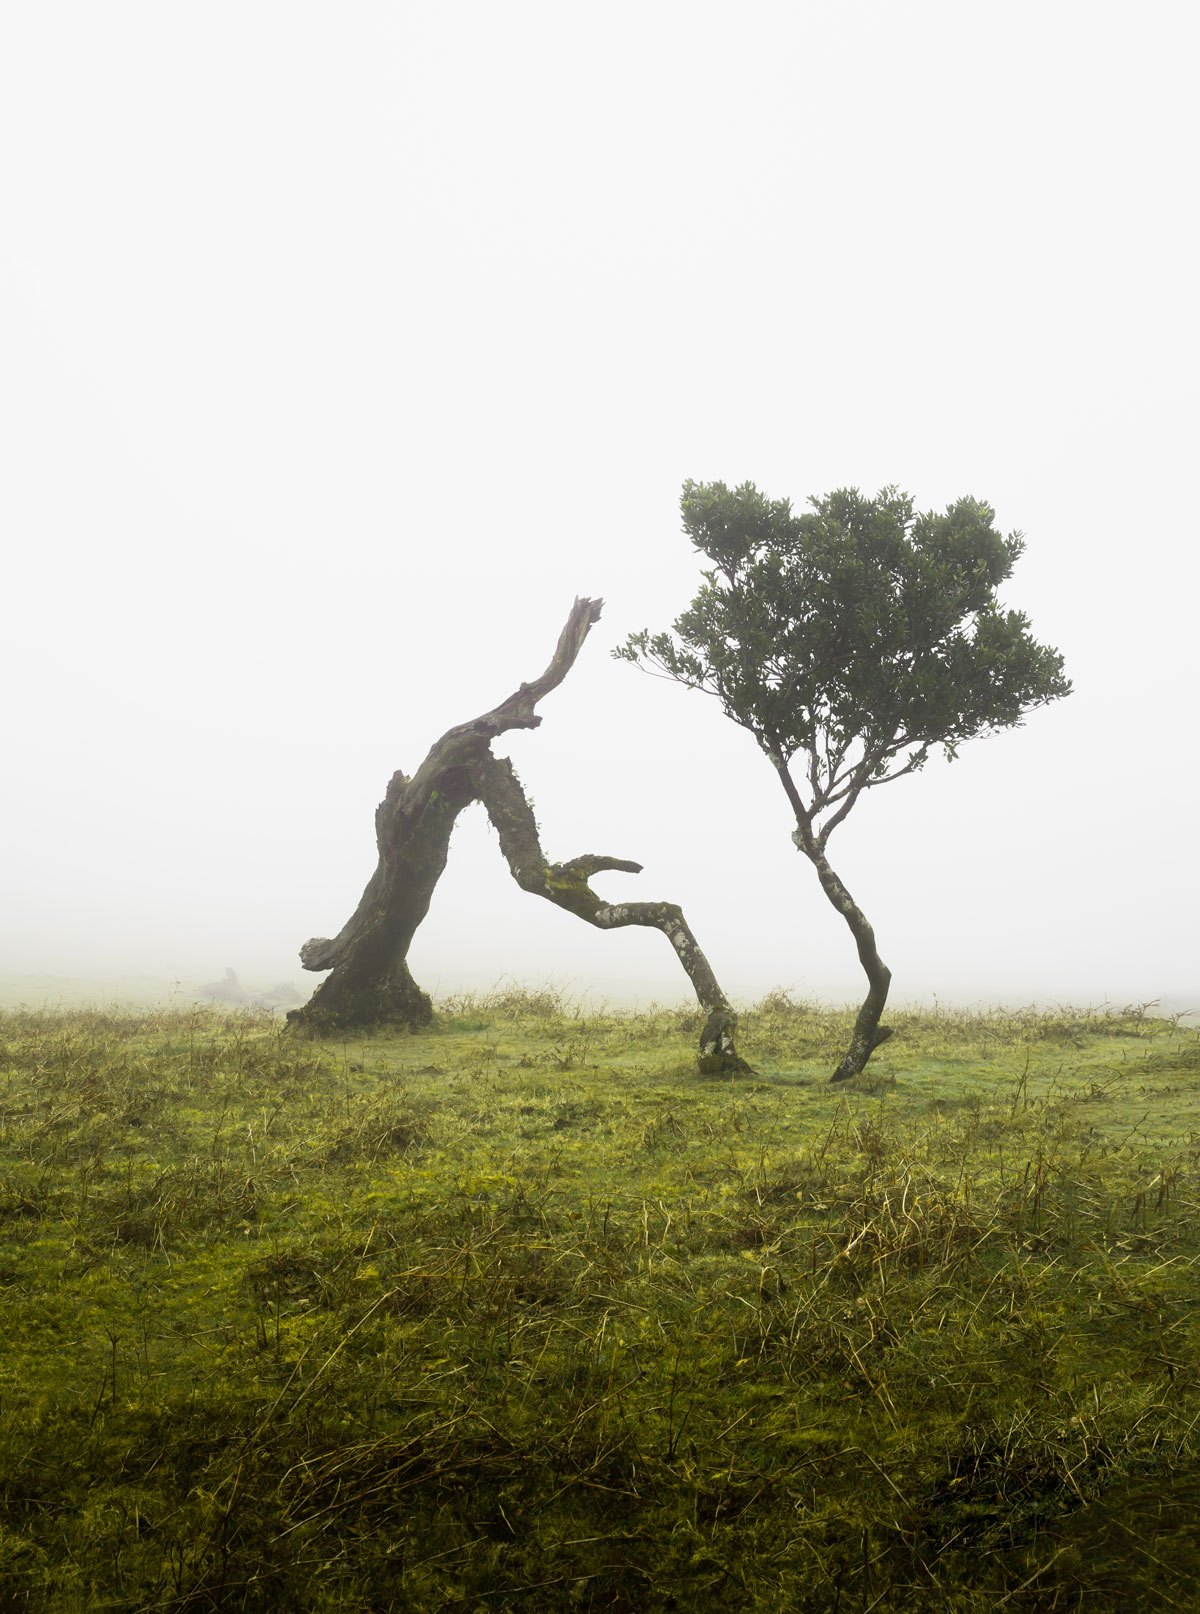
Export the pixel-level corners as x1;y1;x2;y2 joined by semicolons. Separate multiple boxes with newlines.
2;2;1197;1012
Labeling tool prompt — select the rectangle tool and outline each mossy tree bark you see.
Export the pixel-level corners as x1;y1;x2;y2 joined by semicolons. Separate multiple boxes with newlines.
289;598;746;1071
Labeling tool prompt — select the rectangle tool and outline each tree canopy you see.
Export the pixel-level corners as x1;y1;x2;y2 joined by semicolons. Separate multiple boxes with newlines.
618;481;1072;853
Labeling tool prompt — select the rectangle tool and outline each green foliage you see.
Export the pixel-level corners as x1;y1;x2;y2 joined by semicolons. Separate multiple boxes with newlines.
1;998;1199;1609
618;481;1071;841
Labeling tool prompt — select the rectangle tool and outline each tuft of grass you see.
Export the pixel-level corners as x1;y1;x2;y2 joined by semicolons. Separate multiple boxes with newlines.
0;997;1199;1608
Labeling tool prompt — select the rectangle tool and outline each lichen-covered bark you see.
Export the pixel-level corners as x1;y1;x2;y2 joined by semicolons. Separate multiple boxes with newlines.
473;753;748;1074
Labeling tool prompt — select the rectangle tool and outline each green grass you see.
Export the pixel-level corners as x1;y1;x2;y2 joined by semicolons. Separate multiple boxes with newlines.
2;992;1200;1610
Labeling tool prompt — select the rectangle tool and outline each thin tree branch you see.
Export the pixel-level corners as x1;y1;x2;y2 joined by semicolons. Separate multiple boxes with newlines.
816;769;874;849
814;741;933;847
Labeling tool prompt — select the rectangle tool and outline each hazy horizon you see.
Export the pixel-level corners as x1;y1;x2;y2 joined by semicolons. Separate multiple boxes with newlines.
2;970;1196;1025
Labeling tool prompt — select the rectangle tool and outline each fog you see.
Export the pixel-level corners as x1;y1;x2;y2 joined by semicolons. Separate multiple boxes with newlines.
2;3;1196;1016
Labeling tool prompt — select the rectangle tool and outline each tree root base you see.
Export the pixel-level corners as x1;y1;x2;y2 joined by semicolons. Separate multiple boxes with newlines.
697;1050;756;1077
697;1009;754;1076
829;1024;894;1083
287;976;434;1038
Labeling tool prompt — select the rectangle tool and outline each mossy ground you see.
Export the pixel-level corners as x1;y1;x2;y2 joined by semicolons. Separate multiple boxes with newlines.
2;991;1199;1610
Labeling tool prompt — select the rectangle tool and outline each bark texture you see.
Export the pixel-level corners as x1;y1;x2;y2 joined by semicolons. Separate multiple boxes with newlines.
289;599;746;1071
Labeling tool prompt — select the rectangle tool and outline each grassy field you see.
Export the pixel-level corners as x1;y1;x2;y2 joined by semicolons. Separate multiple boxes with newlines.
2;991;1200;1611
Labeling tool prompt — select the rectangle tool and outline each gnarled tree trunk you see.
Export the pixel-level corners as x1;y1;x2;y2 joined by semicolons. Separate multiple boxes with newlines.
289;599;746;1073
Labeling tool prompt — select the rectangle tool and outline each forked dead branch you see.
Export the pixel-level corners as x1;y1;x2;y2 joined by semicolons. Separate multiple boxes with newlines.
289;597;746;1072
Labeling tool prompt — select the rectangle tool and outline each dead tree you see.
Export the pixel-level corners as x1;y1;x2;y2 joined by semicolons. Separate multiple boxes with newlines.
288;598;746;1073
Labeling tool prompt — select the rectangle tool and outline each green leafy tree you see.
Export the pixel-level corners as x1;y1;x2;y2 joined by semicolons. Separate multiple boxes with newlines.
617;481;1072;1081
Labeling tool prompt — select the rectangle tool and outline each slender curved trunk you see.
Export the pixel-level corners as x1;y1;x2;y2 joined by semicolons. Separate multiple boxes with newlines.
791;831;893;1080
772;755;892;1082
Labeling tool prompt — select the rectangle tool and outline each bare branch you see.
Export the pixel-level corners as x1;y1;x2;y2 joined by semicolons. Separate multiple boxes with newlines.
476;595;605;733
473;752;749;1072
558;854;644;879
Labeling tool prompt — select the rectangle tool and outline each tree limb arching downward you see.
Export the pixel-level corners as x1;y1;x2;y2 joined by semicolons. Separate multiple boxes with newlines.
288;598;746;1074
472;753;747;1074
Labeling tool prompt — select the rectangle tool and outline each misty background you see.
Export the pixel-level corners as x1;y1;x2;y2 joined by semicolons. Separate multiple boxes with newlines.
1;3;1196;1016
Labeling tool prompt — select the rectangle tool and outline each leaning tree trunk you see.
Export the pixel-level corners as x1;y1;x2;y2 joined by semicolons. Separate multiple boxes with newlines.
288;760;477;1032
789;825;893;1083
289;598;746;1072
